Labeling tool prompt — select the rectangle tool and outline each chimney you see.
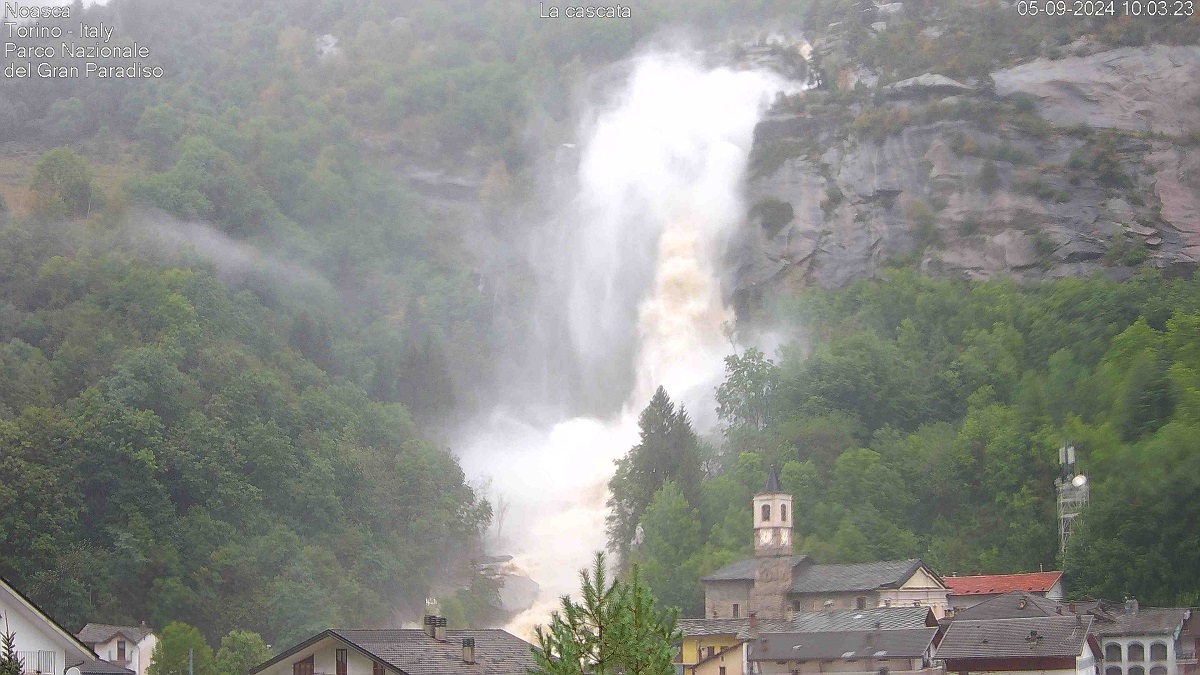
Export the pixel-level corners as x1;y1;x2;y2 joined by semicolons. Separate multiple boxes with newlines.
749;612;758;630
1069;602;1076;614
462;638;476;665
422;615;435;638
432;616;447;642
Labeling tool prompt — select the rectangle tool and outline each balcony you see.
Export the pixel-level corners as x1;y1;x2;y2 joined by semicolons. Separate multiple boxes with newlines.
1178;651;1197;664
16;650;57;675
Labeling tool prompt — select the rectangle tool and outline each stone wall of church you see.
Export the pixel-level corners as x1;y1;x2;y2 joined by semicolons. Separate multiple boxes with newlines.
751;556;794;620
704;580;753;619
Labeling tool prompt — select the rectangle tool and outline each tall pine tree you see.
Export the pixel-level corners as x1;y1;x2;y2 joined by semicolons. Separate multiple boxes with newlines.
606;387;702;564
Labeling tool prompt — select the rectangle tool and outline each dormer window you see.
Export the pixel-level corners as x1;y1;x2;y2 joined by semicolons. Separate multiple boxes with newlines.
761;504;771;522
117;641;126;662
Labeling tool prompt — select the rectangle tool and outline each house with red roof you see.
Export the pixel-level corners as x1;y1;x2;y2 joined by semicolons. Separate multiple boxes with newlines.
945;572;1064;613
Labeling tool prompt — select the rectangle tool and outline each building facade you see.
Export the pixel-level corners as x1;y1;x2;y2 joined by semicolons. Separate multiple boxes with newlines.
77;625;156;675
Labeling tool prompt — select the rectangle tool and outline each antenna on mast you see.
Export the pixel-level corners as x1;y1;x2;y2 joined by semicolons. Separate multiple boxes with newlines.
1055;443;1089;571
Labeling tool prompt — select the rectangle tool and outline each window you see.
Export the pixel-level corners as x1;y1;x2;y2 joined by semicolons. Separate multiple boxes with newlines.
733;603;740;618
1106;668;1122;675
336;649;347;675
117;641;126;662
1129;667;1145;675
1151;644;1168;661
1130;644;1145;662
856;597;867;610
719;668;726;675
707;647;715;658
1150;668;1167;675
762;504;771;522
781;504;788;522
1107;645;1123;662
373;663;385;675
883;599;892;607
293;656;314;675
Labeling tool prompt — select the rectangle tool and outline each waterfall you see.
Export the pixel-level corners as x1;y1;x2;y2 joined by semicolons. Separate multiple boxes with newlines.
455;50;786;638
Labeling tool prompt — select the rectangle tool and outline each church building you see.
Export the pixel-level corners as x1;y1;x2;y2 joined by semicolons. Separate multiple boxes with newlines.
701;466;951;620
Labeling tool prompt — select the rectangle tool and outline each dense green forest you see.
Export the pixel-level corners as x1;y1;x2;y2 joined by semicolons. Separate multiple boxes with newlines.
2;0;1200;658
614;270;1200;616
0;0;799;653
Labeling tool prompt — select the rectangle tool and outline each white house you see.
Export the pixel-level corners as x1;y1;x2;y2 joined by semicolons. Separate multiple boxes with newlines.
76;625;156;675
1096;605;1196;675
0;576;96;675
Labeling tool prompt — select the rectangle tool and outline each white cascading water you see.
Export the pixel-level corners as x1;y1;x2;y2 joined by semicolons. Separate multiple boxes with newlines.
456;51;785;639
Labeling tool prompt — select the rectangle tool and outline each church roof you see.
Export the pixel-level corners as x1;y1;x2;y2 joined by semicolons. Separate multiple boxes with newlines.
790;559;929;594
764;464;781;492
701;555;810;582
701;557;937;593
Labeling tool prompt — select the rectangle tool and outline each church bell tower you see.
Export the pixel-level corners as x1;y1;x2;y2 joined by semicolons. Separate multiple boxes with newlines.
751;464;794;619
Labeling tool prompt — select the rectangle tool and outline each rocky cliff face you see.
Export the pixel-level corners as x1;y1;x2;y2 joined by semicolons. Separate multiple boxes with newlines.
734;43;1200;302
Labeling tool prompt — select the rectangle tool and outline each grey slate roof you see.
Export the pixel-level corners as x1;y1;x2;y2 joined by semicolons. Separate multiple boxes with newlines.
680;607;936;643
701;557;936;593
1094;608;1190;637
79;659;136;675
702;555;809;582
678;618;792;640
748;628;938;662
77;623;155;645
950;591;1106;622
790;559;927;594
333;629;536;675
790;606;937;632
936;616;1094;660
764;465;781;492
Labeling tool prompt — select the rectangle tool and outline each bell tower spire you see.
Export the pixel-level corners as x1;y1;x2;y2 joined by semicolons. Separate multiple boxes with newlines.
751;464;794;620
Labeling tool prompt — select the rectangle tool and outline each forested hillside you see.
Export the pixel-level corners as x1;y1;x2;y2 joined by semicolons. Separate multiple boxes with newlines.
0;0;798;648
3;0;1200;653
616;270;1200;616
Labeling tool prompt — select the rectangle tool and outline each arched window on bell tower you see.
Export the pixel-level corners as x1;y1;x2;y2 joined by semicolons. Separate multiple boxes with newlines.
754;464;794;557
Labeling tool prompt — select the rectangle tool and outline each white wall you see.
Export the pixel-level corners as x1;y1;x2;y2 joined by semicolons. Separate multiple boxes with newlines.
1101;635;1179;675
0;601;67;675
257;637;382;675
92;635;157;675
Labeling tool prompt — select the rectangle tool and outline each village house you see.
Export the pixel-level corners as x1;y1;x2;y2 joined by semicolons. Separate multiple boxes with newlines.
947;591;1197;675
0;577;132;675
1094;601;1196;675
747;626;941;675
945;573;1065;613
76;624;156;675
249;618;536;675
936;615;1100;675
700;467;950;622
677;602;940;674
